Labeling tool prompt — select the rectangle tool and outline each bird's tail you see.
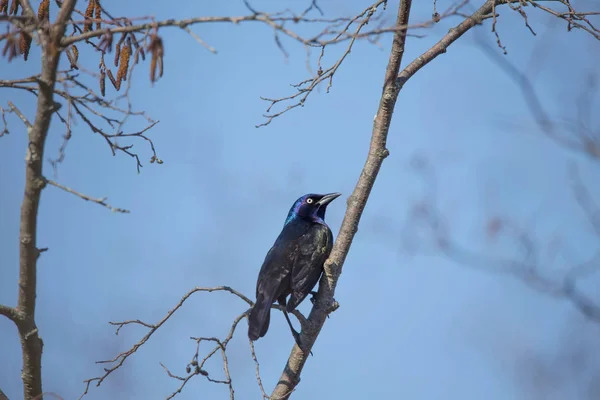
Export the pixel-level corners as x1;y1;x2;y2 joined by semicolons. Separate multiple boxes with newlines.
248;294;272;341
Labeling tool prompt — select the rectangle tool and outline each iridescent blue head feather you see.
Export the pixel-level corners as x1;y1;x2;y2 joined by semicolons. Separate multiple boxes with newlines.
284;192;341;226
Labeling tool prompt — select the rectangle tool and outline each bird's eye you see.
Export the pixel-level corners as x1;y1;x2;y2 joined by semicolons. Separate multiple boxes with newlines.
306;198;313;204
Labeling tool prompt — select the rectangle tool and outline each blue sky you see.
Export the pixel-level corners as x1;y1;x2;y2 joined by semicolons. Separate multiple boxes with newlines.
1;1;599;399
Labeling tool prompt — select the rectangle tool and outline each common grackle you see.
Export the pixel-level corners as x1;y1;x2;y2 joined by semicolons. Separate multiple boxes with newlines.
247;192;341;348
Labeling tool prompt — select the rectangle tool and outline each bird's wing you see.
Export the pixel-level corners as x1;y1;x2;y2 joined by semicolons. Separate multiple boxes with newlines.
255;237;298;302
287;226;333;310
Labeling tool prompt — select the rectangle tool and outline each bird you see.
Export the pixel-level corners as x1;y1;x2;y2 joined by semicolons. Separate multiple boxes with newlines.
247;192;341;348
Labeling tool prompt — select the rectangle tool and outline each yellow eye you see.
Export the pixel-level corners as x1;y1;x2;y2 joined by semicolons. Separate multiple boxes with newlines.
306;198;313;204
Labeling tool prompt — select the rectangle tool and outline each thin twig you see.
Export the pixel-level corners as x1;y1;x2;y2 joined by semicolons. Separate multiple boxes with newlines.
45;179;130;213
7;101;33;129
249;340;269;399
180;25;217;54
80;286;252;399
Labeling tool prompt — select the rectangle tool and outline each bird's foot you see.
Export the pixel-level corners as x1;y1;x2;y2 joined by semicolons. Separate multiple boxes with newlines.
292;331;314;357
327;298;340;314
310;291;335;319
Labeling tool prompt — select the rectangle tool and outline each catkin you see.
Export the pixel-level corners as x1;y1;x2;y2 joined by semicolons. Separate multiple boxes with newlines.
66;45;79;69
37;0;49;22
84;0;94;33
148;35;164;83
116;37;131;84
114;42;121;66
20;32;32;61
94;0;101;30
100;69;106;97
106;69;118;90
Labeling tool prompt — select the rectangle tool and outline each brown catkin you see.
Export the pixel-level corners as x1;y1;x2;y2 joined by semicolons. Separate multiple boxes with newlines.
19;32;32;61
150;54;156;83
116;38;131;84
150;52;156;82
83;0;94;33
114;33;126;66
114;42;121;66
148;35;164;83
37;0;49;22
106;69;119;90
72;45;79;64
157;53;163;79
65;47;75;67
100;69;106;97
66;45;78;69
94;0;101;30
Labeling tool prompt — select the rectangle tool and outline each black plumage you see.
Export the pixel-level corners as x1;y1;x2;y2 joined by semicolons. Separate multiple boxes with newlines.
248;192;341;346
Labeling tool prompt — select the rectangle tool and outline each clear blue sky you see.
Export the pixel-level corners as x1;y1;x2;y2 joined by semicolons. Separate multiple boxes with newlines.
1;1;599;399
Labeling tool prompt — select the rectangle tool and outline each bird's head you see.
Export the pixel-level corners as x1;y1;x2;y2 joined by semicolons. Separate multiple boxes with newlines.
285;192;341;225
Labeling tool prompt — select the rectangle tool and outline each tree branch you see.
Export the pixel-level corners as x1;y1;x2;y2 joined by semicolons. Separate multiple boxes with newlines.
270;0;414;397
80;286;251;398
269;0;521;397
7;101;33;131
61;13;332;48
0;304;21;323
17;0;36;20
397;0;499;87
16;0;77;399
79;284;305;398
256;0;470;127
45;179;130;213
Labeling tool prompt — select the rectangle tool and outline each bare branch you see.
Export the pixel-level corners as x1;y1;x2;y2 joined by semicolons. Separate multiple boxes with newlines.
80;286;252;398
397;1;498;87
61;13;336;47
15;0;78;398
44;179;130;213
256;0;389;128
162;322;244;400
17;0;36;18
180;25;217;54
530;0;600;40
7;101;32;130
271;0;414;396
0;106;8;136
249;340;270;400
80;282;308;398
0;304;21;323
256;0;470;127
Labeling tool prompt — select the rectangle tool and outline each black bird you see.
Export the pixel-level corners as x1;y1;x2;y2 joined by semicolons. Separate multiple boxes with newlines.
248;192;341;347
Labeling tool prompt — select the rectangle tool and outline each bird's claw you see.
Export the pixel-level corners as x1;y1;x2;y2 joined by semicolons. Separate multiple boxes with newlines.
292;331;314;357
309;291;333;319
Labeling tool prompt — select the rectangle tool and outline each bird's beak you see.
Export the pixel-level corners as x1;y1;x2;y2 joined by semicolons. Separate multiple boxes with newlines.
316;192;342;207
